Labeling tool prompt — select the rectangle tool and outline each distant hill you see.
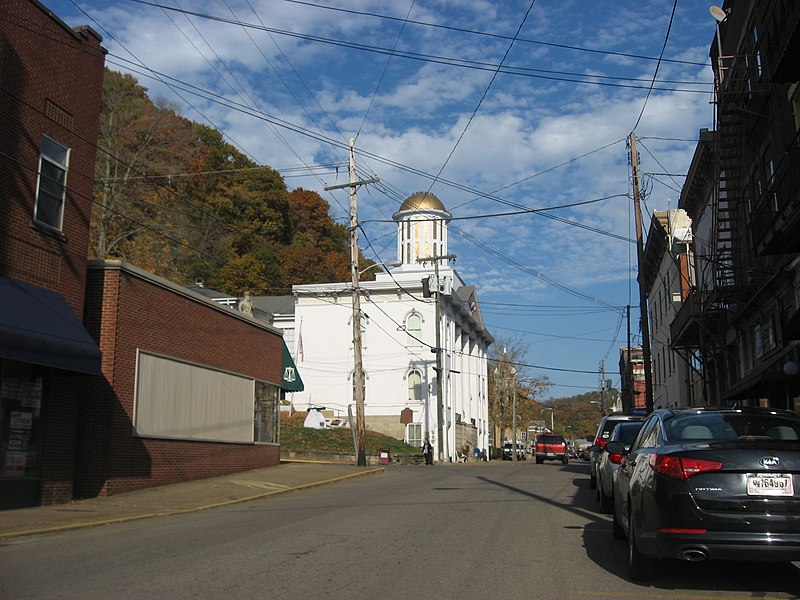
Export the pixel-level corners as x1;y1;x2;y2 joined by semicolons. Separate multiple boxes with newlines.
92;68;376;297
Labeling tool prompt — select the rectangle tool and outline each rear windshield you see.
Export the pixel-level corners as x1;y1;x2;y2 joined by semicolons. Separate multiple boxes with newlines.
614;423;644;444
601;417;641;437
664;412;800;442
537;436;565;444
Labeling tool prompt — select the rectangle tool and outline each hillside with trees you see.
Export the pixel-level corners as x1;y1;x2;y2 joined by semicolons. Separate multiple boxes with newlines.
90;68;368;295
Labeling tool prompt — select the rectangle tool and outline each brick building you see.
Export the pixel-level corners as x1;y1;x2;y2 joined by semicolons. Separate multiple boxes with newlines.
0;0;291;509
0;0;105;507
668;1;800;409
77;261;285;498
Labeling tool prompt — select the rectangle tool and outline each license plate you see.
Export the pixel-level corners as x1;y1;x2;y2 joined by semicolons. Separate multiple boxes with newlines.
746;474;794;496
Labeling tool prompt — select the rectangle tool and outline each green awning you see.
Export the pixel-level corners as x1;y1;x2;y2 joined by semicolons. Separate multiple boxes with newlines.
281;340;304;392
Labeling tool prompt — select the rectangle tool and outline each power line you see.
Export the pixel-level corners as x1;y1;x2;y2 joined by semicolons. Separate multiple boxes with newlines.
278;0;711;68
125;0;712;94
425;0;537;194
632;0;678;131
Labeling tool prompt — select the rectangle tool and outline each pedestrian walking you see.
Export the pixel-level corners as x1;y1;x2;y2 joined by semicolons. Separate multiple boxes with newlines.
421;438;434;465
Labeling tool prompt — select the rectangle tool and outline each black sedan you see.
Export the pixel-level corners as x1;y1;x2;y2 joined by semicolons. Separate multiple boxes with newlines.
610;406;800;581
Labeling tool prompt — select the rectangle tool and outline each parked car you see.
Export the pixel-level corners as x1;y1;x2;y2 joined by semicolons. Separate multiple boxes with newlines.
595;421;644;513
502;441;526;460
589;413;644;489
610;406;800;581
535;433;568;464
575;440;592;460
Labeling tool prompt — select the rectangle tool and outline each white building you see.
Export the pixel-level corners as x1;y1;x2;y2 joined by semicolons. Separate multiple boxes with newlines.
642;208;695;408
285;192;493;461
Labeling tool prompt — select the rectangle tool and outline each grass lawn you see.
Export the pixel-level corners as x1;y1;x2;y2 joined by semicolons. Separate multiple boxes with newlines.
280;412;420;455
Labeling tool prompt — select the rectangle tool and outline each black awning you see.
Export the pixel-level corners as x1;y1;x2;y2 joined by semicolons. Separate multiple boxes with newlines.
0;276;101;375
281;340;304;392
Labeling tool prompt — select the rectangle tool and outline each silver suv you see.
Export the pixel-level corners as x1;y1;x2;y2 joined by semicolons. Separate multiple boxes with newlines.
589;413;644;489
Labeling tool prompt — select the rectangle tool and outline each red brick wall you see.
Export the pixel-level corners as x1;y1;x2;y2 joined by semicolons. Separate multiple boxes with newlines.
0;1;105;506
78;262;282;497
0;0;105;314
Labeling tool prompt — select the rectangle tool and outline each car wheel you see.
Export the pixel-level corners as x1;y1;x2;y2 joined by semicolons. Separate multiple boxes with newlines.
535;456;543;464
612;510;625;540
562;455;569;465
599;489;613;514
628;511;655;581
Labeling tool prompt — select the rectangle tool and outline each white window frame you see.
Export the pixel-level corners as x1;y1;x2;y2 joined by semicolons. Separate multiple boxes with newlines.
34;135;70;231
407;369;422;403
406;423;422;447
406;312;422;346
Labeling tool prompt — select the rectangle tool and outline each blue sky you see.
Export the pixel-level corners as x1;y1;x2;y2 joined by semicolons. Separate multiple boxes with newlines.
49;0;718;397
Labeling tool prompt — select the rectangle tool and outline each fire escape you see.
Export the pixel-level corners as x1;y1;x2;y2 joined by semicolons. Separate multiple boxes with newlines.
703;21;770;399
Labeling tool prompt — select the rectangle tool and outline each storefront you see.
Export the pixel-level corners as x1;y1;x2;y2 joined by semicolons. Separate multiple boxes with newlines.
0;276;101;509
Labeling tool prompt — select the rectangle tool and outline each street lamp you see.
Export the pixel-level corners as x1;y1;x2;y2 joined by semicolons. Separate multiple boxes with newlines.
589;400;603;415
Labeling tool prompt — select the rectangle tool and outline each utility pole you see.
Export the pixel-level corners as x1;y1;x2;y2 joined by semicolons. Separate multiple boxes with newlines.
629;132;654;413
511;366;517;462
599;359;606;416
324;138;378;467
420;249;456;463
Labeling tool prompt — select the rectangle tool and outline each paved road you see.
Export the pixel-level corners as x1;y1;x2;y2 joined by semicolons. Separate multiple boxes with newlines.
1;461;798;599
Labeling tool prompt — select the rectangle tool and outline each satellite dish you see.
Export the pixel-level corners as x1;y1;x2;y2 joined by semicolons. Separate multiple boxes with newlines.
710;6;727;22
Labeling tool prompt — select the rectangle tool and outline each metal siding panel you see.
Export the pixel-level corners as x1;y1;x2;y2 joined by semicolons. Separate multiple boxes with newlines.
135;353;254;442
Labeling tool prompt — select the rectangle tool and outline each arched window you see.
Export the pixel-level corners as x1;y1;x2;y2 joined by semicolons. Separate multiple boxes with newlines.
406;312;422;346
407;369;422;403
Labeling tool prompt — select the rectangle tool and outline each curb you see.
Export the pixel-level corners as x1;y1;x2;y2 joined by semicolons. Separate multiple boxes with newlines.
0;467;385;540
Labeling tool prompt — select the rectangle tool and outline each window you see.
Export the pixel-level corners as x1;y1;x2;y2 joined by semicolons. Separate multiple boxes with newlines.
254;381;280;443
0;360;43;480
406;312;422;346
406;423;422;447
754;314;777;358
407;369;422;403
135;352;262;443
34;136;70;231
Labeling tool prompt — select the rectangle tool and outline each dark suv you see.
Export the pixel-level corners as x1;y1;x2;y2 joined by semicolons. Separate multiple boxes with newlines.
534;433;568;464
589;413;644;489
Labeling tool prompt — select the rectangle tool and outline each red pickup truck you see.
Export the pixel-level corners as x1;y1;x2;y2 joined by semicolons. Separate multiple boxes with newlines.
534;433;568;464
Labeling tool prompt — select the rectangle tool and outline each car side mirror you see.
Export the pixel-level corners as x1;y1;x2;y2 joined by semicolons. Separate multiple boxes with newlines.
588;445;600;453
605;440;627;455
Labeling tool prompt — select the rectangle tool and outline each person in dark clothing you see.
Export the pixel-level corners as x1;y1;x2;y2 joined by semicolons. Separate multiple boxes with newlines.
421;438;434;465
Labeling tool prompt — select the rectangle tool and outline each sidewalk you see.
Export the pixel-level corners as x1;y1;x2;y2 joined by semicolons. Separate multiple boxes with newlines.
0;461;384;540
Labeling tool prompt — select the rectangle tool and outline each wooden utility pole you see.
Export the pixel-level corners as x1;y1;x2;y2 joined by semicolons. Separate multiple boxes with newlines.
629;132;654;413
324;138;378;466
420;250;456;462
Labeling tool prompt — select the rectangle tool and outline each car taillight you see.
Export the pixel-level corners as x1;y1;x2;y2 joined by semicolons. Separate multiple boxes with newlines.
649;454;722;479
594;437;606;449
609;453;624;465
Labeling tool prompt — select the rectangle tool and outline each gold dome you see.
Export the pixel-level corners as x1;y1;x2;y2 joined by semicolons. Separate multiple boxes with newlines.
396;192;447;213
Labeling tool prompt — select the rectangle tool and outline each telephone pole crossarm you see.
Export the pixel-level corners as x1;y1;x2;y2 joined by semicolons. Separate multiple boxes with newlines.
323;177;379;192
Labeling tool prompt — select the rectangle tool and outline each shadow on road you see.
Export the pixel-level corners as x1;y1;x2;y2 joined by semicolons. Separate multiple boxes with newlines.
479;465;800;596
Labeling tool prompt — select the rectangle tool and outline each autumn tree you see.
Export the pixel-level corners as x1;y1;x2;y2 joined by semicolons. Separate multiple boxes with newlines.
92;68;194;277
91;68;370;296
489;336;552;446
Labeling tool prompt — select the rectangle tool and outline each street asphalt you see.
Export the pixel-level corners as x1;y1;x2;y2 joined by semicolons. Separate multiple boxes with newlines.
0;460;385;540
